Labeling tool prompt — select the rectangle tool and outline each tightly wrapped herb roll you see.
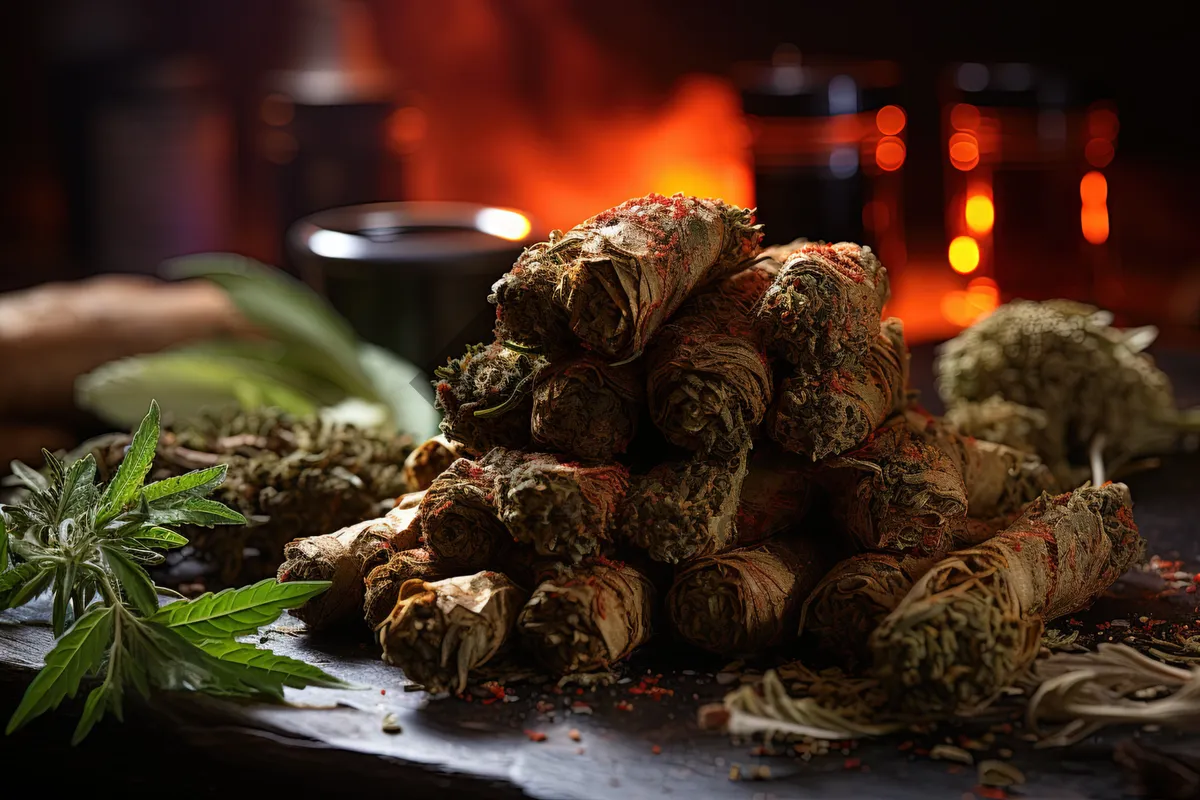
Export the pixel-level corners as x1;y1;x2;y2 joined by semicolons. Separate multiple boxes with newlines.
517;559;654;674
404;435;468;492
530;355;643;461
645;261;777;458
419;457;508;570
798;517;1004;670
277;492;425;631
619;446;750;564
769;317;909;460
363;547;452;629
818;415;968;553
871;482;1144;712
734;446;815;546
490;450;629;562
667;535;825;656
755;241;890;369
378;571;526;694
490;193;762;361
904;407;1058;519
433;342;544;453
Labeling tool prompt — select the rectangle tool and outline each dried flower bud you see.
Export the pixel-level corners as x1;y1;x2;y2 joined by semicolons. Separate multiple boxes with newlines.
434;342;544;453
363;547;451;629
404;435;468;492
531;355;643;461
419;457;508;570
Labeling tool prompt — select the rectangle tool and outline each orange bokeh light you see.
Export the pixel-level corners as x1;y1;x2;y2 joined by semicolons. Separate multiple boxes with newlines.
950;103;981;131
1087;107;1120;140
1080;171;1108;204
875;137;906;171
1085;138;1115;168
876;105;907;136
964;194;994;234
941;281;999;328
948;235;981;273
1081;206;1110;245
949;132;980;170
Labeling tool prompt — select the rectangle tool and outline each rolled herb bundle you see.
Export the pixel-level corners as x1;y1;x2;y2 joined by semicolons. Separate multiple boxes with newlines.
620;447;750;564
755;241;890;370
378;571;526;694
490;193;762;361
871;482;1144;712
277;494;425;631
517;559;654;675
490;450;629;562
530;355;643;461
819;416;968;553
646;262;776;458
433;342;545;453
404;434;468;492
769;317;909;460
904;407;1058;519
363;547;452;629
735;447;815;546
420;456;508;571
668;535;825;656
942;396;1050;467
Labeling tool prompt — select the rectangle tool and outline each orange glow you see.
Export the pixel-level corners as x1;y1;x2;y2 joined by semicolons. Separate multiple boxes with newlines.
387;106;429;155
1087;107;1120;140
876;105;907;136
1081;206;1110;245
967;276;999;294
1080;171;1108;205
949;132;980;170
875;137;906;171
948;235;981;273
950;103;981;131
260;93;294;127
863;200;890;232
964;195;994;234
941;282;999;328
1085;137;1114;168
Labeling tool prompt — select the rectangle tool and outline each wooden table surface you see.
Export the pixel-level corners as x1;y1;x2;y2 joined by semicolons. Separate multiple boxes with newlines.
2;344;1199;800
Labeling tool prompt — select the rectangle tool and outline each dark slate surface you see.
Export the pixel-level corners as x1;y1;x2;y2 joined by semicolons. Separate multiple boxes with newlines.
2;343;1199;799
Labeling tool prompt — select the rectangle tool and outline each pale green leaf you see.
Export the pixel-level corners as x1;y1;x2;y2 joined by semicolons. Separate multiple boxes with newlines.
1;565;53;610
151;579;330;640
57;455;98;520
98;401;160;524
147;497;246;528
51;561;77;638
142;465;227;503
8;461;47;492
71;684;111;745
196;639;348;690
127;527;189;550
5;606;114;734
100;544;159;617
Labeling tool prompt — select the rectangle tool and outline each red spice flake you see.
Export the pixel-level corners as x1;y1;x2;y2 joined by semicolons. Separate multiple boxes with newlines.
576;688;585;696
568;728;582;742
1187;585;1196;594
615;700;634;712
380;689;387;695
1068;618;1083;626
524;730;547;743
651;745;662;755
844;758;862;770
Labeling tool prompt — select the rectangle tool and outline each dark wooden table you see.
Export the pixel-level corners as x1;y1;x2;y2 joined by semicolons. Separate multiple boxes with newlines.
2;344;1199;799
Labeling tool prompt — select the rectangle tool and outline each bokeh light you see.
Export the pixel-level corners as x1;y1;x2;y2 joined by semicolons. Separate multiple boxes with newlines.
875;137;906;171
964;194;994;234
948;235;981;273
949;132;980;170
1080;171;1108;204
1087;107;1120;140
1081;207;1110;245
1085;138;1115;168
876;105;907;136
950;103;981;131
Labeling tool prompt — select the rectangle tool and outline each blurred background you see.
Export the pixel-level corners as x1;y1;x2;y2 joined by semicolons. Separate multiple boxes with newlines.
1;0;1199;448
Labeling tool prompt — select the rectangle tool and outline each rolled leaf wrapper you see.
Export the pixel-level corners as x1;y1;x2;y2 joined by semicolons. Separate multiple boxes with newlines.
404;435;468;492
490;450;629;562
798;517;1002;670
734;446;815;546
646;262;776;459
363;547;452;629
667;535;825;656
517;559;654;674
420;457;508;570
619;447;750;564
871;482;1144;712
769;317;909;461
531;355;643;461
818;415;968;554
433;342;544;453
904;407;1058;519
756;241;890;369
278;492;425;631
490;193;762;361
379;570;526;694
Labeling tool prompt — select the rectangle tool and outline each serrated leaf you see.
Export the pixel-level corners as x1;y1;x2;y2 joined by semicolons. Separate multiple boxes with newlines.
71;684;110;745
195;639;348;690
98;401;160;524
151;579;330;640
100;544;159;617
114;544;166;566
133;621;281;698
56;455;98;521
0;562;40;608
147;497;247;528
8;461;47;493
142;465;227;504
5;606;114;734
2;565;53;610
127;527;188;550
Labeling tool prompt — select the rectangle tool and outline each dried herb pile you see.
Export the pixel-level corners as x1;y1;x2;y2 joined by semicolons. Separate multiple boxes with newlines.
275;195;1147;717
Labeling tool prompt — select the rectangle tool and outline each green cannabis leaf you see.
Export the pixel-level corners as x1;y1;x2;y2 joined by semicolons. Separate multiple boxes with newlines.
0;401;347;743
